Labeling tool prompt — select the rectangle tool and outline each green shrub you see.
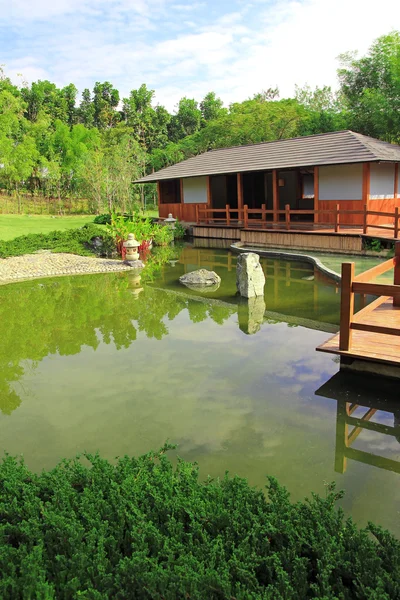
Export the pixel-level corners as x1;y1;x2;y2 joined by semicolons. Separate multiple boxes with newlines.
0;447;398;599
0;224;115;258
173;218;187;240
153;224;174;245
93;213;112;225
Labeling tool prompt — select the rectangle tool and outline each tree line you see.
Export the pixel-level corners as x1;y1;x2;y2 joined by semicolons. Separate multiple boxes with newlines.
0;31;399;214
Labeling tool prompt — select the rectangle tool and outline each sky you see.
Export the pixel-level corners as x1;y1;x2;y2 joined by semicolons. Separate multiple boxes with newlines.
1;0;399;111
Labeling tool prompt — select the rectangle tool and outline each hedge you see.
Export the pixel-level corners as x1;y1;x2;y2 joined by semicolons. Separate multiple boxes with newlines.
0;224;115;258
0;446;398;599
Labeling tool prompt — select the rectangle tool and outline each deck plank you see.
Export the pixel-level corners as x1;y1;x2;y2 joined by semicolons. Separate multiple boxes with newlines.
317;298;400;366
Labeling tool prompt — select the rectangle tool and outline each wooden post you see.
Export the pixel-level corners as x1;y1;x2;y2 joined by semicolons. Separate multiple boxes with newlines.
206;176;212;206
244;204;249;229
237;173;243;223
261;203;266;226
179;178;184;204
285;204;290;230
339;263;355;351
394;241;400;307
363;203;368;235
394;207;399;239
272;169;279;225
394;163;398;200
157;181;161;207
226;204;230;225
334;203;340;233
206;175;211;224
195;204;199;224
314;166;319;224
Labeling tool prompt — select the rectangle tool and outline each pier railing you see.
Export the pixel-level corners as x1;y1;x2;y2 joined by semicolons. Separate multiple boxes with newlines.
196;203;400;238
339;242;400;351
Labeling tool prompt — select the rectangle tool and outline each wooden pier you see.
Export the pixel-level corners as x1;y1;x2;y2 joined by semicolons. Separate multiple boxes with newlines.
317;242;400;377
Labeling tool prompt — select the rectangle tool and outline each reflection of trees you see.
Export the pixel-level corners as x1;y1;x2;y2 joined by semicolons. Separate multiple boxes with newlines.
0;273;235;415
187;300;209;324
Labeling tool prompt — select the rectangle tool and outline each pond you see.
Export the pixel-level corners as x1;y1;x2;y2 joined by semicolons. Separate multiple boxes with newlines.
0;244;399;537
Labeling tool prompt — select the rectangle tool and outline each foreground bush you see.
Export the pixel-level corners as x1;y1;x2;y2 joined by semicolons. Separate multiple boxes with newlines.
0;447;398;599
0;224;115;258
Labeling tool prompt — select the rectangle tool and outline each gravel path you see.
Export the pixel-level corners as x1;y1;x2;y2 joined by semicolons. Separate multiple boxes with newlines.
0;251;133;283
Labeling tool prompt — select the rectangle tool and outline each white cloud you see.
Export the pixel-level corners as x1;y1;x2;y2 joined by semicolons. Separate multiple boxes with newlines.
1;0;399;110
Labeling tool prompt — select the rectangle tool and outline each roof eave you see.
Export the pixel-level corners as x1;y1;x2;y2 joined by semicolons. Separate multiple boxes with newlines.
134;157;392;184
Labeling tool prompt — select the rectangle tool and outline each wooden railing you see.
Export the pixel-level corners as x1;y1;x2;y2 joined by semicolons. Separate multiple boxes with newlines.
196;203;400;238
339;241;400;351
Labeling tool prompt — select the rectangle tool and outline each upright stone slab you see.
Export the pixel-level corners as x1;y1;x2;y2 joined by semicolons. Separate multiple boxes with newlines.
236;252;265;298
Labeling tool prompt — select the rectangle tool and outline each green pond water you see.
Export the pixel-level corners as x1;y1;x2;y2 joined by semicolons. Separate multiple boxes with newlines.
0;245;399;536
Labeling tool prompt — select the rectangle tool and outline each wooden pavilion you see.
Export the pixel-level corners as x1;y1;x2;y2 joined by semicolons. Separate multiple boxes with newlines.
136;130;400;230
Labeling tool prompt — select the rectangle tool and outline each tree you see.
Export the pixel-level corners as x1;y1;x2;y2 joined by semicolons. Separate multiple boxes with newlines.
0;91;38;197
20;80;77;124
168;97;202;141
92;82;120;129
78;88;95;128
0;66;21;98
252;87;280;102
122;84;170;151
338;31;400;142
295;84;348;135
39;121;100;206
200;92;225;123
82;129;145;213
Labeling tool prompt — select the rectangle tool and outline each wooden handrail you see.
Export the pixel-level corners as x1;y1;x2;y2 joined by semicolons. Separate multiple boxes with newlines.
339;241;400;351
353;257;397;283
195;204;400;239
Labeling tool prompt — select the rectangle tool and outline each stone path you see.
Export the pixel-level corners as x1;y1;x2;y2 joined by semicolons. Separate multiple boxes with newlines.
0;251;133;283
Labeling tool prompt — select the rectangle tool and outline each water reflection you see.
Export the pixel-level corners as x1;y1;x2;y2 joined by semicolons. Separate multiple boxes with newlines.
238;297;266;335
0;246;344;417
316;372;400;475
1;245;399;535
0;275;237;416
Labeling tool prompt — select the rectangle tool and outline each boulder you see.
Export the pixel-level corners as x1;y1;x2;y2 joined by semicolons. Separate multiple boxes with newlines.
179;269;221;289
236;252;265;298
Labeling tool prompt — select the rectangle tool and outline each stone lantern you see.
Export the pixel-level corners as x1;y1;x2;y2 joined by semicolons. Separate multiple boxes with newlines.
123;233;144;268
164;213;176;230
124;233;140;260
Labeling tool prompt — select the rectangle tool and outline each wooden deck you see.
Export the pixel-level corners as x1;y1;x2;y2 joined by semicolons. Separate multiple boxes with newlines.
317;244;400;377
318;298;400;366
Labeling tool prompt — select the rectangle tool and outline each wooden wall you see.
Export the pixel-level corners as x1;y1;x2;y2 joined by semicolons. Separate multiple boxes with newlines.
240;230;362;254
367;198;400;225
159;203;202;222
319;200;364;225
318;199;400;226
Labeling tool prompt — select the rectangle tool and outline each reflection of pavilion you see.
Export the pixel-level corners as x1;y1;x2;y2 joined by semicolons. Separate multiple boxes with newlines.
316;372;400;475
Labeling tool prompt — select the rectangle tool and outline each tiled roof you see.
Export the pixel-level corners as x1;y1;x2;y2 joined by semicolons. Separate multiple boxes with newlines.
136;130;400;183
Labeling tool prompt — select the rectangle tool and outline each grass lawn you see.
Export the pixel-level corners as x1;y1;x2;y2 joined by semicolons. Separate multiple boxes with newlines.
0;215;94;241
0;210;159;241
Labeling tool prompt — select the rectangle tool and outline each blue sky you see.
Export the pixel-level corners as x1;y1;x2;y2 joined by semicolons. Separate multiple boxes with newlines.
1;0;399;110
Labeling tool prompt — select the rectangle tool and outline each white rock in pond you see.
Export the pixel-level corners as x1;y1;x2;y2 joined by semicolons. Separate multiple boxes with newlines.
179;269;221;288
236;252;265;298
